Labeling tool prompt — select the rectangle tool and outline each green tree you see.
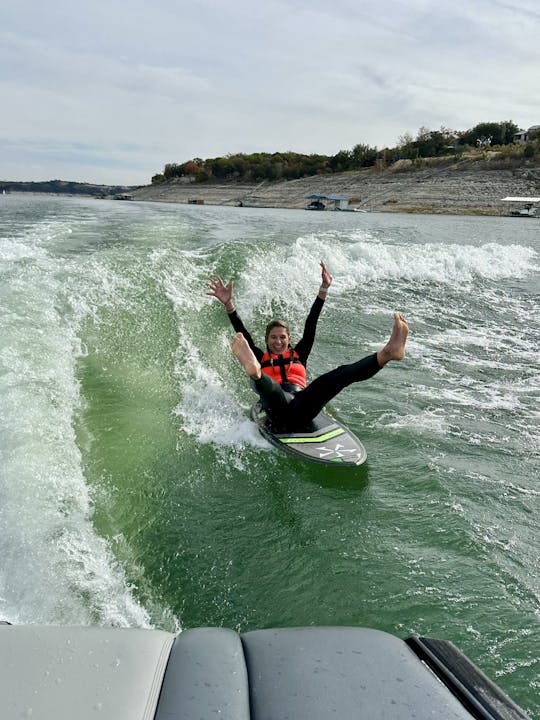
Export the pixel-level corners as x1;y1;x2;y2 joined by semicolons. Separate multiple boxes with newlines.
351;143;378;168
163;163;181;180
329;149;352;172
396;132;416;159
458;120;519;147
194;168;212;182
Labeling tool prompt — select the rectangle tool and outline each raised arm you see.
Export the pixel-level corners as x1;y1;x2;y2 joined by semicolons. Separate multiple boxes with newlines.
295;261;333;365
207;275;263;359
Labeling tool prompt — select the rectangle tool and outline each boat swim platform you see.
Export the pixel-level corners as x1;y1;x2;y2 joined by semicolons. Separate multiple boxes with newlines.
0;623;529;719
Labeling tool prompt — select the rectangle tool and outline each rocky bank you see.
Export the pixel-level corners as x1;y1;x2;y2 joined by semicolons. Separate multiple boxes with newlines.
132;156;540;216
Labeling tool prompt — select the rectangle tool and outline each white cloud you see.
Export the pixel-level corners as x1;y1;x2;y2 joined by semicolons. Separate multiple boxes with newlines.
1;0;539;184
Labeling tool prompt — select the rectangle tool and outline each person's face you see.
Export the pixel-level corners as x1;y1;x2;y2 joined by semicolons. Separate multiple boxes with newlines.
267;326;290;355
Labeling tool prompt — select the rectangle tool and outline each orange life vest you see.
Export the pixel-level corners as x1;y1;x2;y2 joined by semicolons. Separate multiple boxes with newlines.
260;349;307;388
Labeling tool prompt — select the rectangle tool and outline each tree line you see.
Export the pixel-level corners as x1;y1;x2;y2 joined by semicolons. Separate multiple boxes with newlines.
151;120;539;185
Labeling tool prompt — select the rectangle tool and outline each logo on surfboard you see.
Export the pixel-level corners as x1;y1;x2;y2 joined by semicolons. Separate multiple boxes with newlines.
316;443;360;460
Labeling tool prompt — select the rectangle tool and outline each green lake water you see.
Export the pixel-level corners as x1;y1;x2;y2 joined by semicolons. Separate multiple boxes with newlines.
0;194;538;715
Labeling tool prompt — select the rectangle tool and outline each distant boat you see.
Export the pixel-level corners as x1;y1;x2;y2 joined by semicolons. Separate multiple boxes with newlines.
501;196;540;217
510;204;537;217
306;199;326;211
306;193;349;211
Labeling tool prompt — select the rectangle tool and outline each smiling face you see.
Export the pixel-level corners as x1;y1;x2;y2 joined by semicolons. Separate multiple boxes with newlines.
265;321;291;355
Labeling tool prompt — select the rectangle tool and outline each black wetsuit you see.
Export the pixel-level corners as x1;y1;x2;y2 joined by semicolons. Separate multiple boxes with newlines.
228;296;381;430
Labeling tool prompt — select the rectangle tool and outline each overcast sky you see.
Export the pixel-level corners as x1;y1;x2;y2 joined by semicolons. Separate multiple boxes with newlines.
1;0;539;186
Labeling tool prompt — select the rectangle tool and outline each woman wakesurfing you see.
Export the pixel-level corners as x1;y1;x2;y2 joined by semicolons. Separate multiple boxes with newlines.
207;261;408;431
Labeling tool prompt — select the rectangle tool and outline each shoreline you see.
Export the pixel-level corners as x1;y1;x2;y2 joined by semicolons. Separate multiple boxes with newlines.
4;158;539;217
131;162;540;217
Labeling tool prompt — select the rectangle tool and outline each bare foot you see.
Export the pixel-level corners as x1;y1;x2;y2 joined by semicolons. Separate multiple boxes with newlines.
231;333;262;379
377;313;409;367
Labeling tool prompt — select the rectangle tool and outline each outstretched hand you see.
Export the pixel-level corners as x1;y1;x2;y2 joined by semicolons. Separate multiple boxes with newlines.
207;275;234;306
320;260;333;289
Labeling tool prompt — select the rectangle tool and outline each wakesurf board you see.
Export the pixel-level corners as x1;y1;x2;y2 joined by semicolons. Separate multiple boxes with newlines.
251;401;366;466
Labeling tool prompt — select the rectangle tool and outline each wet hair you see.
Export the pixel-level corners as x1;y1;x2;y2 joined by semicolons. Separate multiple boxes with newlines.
265;319;291;345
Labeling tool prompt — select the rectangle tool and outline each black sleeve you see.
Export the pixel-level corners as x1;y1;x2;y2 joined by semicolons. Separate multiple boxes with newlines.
226;310;265;362
294;296;325;366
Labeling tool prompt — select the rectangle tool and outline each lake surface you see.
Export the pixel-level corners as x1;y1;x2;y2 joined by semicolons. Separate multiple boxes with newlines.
1;194;538;715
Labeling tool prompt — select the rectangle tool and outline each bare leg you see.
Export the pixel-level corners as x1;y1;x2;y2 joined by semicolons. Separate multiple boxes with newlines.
231;333;262;379
377;313;409;367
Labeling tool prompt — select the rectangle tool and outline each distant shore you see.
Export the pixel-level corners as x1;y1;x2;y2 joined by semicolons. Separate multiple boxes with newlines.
3;155;539;216
132;158;540;216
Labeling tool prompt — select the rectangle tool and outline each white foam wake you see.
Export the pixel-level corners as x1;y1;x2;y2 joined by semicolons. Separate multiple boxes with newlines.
0;227;150;626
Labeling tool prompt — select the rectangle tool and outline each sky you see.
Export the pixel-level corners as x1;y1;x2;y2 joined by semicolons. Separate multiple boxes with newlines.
1;0;539;186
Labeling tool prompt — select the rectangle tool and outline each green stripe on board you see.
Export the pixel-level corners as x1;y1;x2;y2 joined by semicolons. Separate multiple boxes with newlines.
279;427;345;444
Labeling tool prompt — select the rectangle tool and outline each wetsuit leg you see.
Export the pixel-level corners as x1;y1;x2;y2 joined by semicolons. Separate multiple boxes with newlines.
289;352;381;425
253;372;292;422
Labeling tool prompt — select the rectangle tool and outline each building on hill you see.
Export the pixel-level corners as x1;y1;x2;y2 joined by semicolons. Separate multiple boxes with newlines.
513;125;540;143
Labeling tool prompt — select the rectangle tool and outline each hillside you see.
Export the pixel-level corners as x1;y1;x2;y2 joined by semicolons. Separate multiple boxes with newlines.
0;179;137;197
132;154;540;216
